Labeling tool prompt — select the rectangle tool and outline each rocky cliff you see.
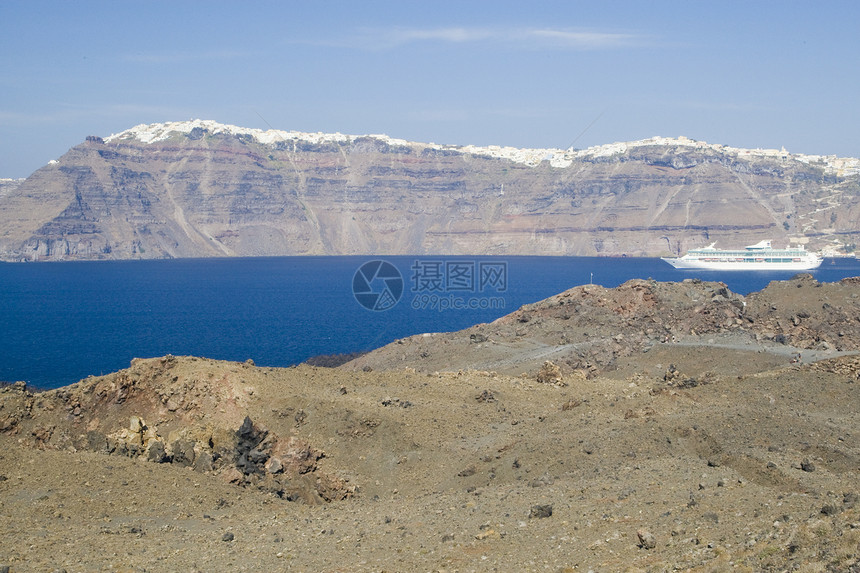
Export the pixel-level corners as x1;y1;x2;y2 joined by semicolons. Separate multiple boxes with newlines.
1;120;858;261
0;178;23;200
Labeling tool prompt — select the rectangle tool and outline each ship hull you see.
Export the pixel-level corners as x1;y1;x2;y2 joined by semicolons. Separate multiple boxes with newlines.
662;257;822;271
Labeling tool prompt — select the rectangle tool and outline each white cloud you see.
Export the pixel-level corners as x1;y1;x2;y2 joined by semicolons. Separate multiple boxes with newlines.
526;28;641;49
387;27;495;44
309;26;648;51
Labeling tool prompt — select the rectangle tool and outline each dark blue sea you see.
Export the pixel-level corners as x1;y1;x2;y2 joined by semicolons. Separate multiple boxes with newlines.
2;255;859;389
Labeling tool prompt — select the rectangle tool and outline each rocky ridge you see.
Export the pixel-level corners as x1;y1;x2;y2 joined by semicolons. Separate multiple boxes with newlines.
104;120;860;175
346;274;860;378
1;120;858;260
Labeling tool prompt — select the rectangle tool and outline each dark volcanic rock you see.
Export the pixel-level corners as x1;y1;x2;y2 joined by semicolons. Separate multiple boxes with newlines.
529;504;553;519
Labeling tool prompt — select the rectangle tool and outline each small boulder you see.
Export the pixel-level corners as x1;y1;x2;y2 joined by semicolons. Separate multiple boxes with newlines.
536;361;565;386
475;390;496;403
265;457;284;474
637;529;657;549
821;504;839;516
146;440;169;463
193;450;215;473
529;504;553;519
458;465;477;478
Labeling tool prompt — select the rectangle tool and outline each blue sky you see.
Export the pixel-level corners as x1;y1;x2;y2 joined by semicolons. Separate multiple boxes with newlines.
1;0;858;178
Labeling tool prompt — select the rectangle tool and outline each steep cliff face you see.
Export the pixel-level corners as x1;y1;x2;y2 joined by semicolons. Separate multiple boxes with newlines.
0;178;23;199
1;120;858;260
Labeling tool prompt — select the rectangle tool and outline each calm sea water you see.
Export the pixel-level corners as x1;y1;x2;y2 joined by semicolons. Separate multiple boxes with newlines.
2;255;859;389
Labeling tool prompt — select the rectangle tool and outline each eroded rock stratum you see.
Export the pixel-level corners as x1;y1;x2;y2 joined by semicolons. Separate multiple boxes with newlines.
2;122;858;260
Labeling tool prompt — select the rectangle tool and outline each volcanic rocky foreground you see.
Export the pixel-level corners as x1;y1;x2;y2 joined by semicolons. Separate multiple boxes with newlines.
3;275;860;571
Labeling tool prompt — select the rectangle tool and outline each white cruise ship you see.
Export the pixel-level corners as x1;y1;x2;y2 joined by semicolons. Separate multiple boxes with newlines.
662;240;823;270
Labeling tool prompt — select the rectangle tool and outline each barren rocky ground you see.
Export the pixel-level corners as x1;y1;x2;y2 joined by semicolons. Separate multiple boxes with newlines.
2;275;860;571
